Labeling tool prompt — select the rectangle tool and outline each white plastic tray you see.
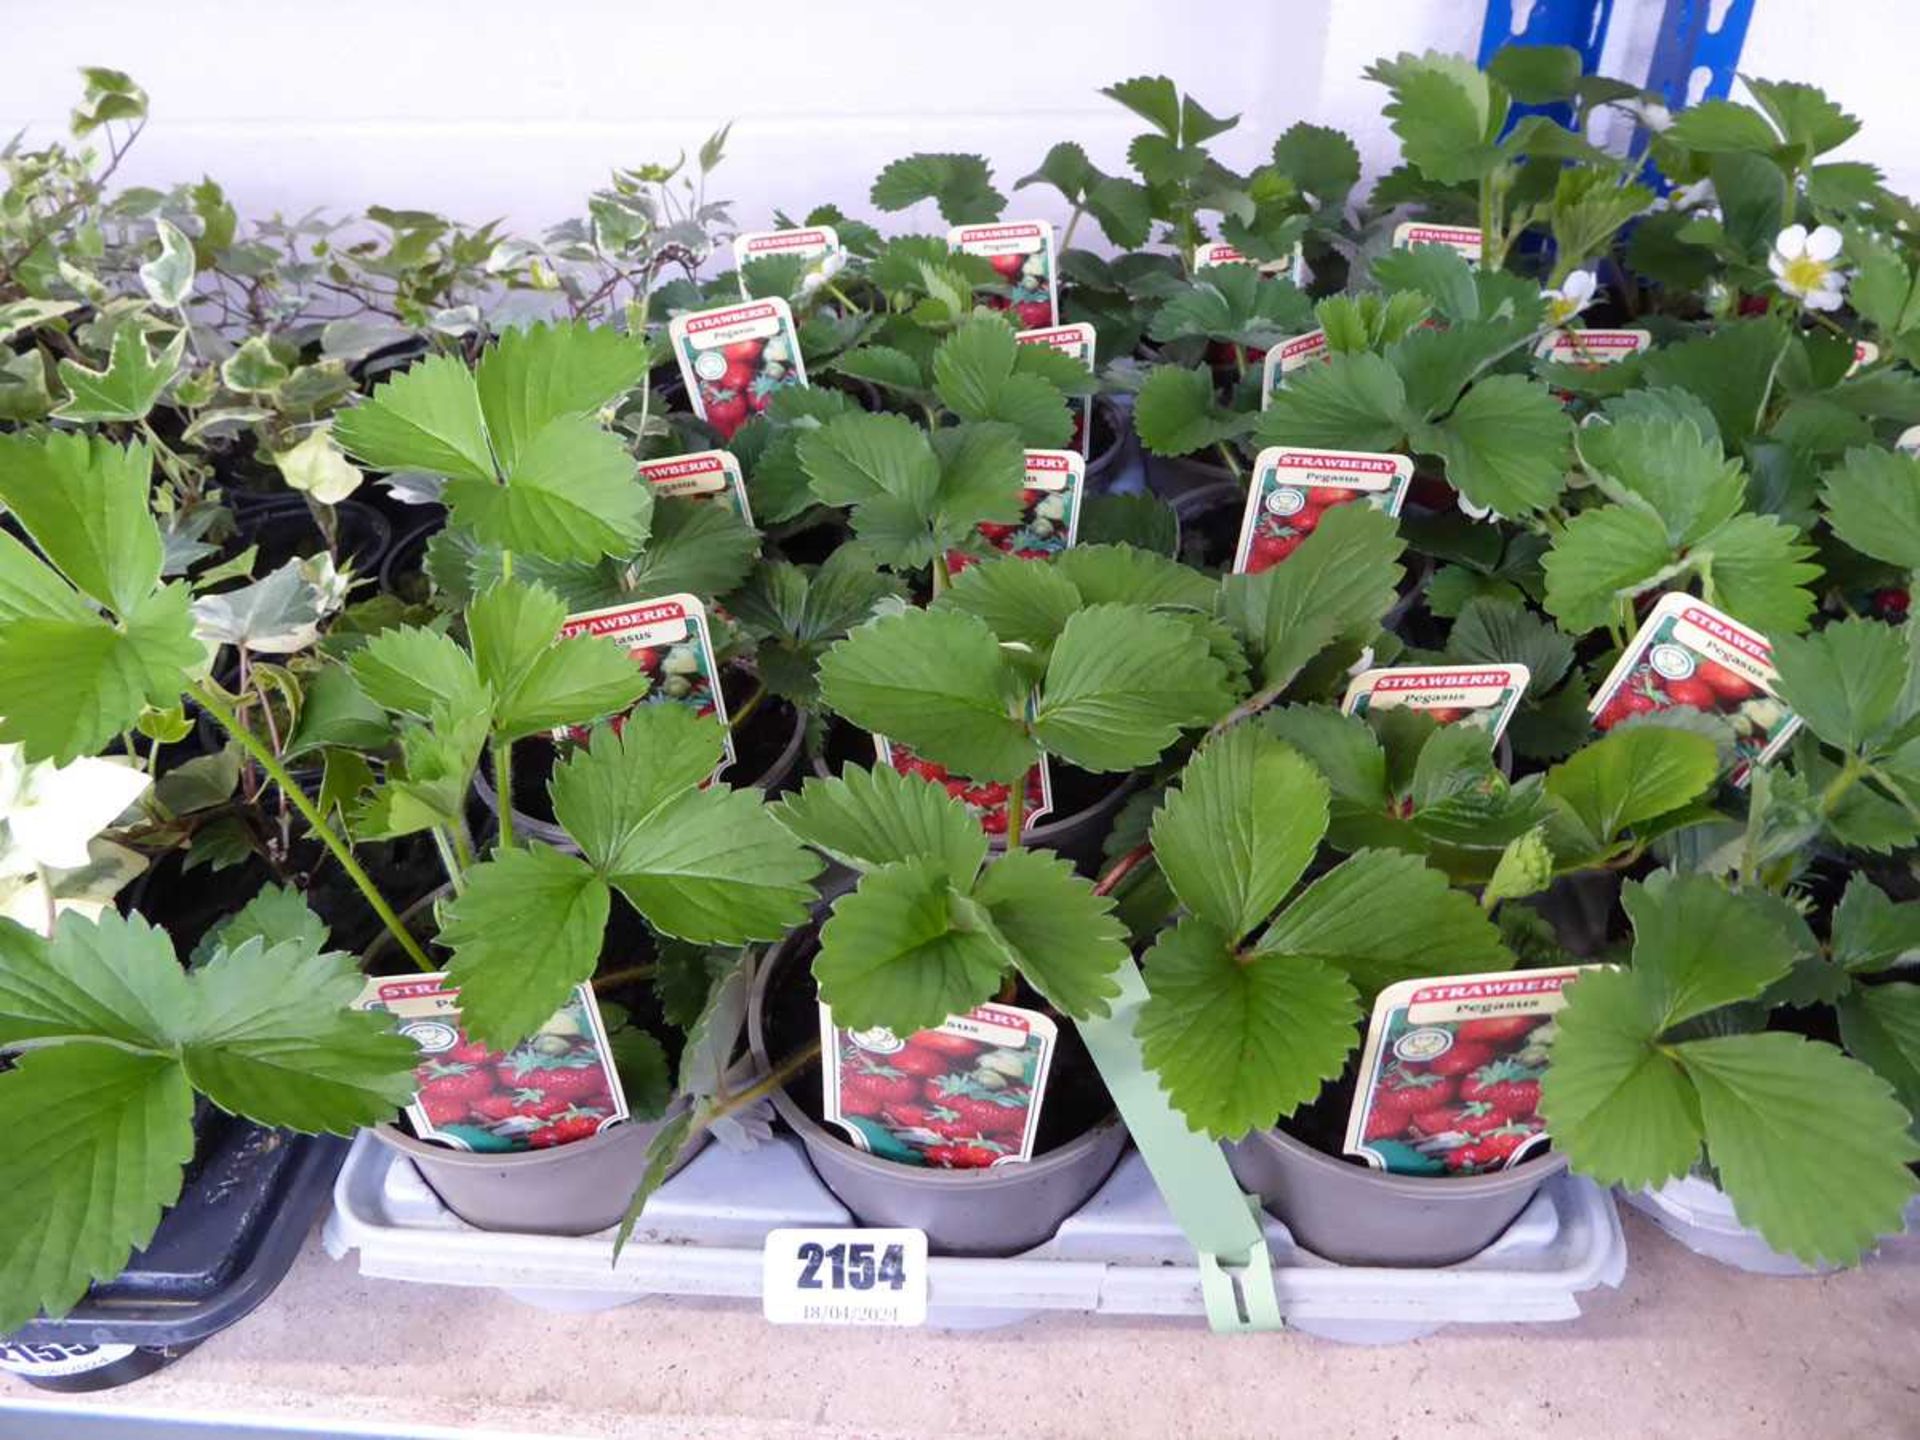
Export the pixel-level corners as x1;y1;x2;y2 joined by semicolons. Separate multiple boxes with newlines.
324;1132;1626;1342
1624;1177;1920;1276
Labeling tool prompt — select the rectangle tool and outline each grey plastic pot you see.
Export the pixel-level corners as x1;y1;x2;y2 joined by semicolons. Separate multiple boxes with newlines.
475;702;809;849
747;930;1129;1257
1085;395;1130;493
370;1104;705;1236
1223;1124;1568;1267
1145;449;1235;504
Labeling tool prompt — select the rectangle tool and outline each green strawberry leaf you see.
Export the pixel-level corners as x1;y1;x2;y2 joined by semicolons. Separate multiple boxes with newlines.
1621;872;1808;1025
473;321;649;471
970;847;1129;1020
1148;267;1315;349
774;764;987;890
1695;512;1819;637
549;710;726;869
333;352;495;484
620;497;759;602
1251;847;1513;1000
934;552;1086;656
1540;504;1675;634
1831;877;1920;972
1820;446;1920;571
1836;982;1920;1129
1256;351;1410;454
1415;372;1569;515
1217;501;1405;691
1676;1033;1918;1266
53;324;185;423
818;607;1036;784
870;153;1005;224
1447;596;1576;694
727;551;906;706
1575;416;1744;547
1033;604;1233;771
468;580;648;742
1366;50;1502;184
1545;727;1720;855
931;315;1073;448
350;625;490;721
1770;618;1917;756
445;416;651;565
1137;915;1359;1138
441;846;613;1049
1149;725;1328;939
813;858;1011;1032
1054;544;1218;610
0;433;162;618
1132;365;1255;458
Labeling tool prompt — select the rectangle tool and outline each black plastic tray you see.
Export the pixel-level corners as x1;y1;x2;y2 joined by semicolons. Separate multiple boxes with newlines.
6;1115;346;1350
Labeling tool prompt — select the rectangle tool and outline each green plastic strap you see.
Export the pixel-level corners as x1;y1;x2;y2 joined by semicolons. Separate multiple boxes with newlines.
1074;957;1283;1333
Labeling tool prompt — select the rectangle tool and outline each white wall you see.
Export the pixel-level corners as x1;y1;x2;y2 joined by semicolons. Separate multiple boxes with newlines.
5;1;1917;243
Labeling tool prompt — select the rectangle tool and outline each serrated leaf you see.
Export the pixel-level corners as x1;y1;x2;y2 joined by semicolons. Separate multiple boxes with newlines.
934;552;1085;655
0;1045;194;1332
818;607;1035;783
1837;983;1920;1128
773;764;986;889
830;345;927;395
1448;597;1575;694
932;315;1073;448
1698;512;1819;637
333;353;496;484
870;153;1004;224
1131;365;1253;458
0;432;161;618
1770;618;1913;755
1078;494;1178;556
1546;727;1719;852
1033;604;1232;771
1665;99;1781;154
1832;877;1920;973
1137;915;1359;1138
1641;320;1787;449
1252;847;1512;999
54;325;184;423
971;847;1128;1020
446;417;651;565
473;322;649;471
813;859;1010;1032
1820;446;1920;571
1217;501;1405;691
441;846;613;1048
1623;873;1805;1025
1271;122;1361;205
1539;966;1703;1188
190;884;329;968
350;624;489;720
1367;50;1501;184
1540;504;1674;634
1150;725;1327;938
471;580;649;741
548;709;726;868
1256;351;1409;454
1577;417;1744;546
1103;76;1182;138
1418;373;1569;515
1054;544;1218;611
1677;1033;1918;1266
0;911;192;1047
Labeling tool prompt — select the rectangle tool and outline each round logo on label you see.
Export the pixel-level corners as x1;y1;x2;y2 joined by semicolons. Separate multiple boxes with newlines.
848;1026;904;1055
399;1019;460;1055
1393;1027;1454;1064
1265;486;1308;517
1650;643;1696;680
694;351;728;381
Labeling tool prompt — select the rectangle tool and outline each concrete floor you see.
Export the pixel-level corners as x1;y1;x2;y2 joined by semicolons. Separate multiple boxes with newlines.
6;1209;1916;1440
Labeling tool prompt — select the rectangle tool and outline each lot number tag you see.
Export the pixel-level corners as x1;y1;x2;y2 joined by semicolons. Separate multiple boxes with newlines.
762;1227;928;1326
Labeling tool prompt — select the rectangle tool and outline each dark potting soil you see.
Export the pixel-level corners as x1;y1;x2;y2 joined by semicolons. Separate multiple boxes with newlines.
377;514;447;604
761;927;1116;1157
228;496;392;577
764;510;854;567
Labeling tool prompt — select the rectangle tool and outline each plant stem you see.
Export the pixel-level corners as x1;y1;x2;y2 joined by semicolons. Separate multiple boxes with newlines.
1215;443;1244;483
707;1041;822;1118
931;551;952;597
492;737;516;850
1005;773;1025;852
1061;206;1084;254
728;681;767;732
1819;754;1869;816
188;678;433;972
591;963;657;992
432;828;467;895
1206;677;1290;738
1094;841;1154;898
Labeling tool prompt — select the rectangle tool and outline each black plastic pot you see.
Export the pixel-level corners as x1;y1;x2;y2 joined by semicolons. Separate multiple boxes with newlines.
228;494;393;578
747;926;1127;1257
0;1117;345;1392
378;513;448;604
472;699;810;848
1084;395;1129;493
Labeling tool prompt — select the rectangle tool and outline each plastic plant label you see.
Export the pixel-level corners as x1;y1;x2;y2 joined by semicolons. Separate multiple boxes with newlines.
818;1000;1058;1168
949;449;1085;579
1344;967;1593;1176
354;974;629;1153
762;1227;928;1326
637;450;753;525
950;219;1058;329
1232;445;1413;574
558;593;735;775
873;736;1053;840
1391;221;1483;259
1342;664;1530;744
1851;340;1880;376
0;1341;138;1378
733;224;841;272
668;298;808;440
1192;240;1304;283
1015;321;1096;455
1534;328;1651;367
1259;329;1329;407
1588;592;1800;780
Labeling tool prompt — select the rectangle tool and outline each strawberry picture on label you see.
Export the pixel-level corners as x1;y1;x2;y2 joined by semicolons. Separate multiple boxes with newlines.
1233;446;1413;574
875;738;1053;839
1587;593;1800;779
819;1001;1058;1169
669;298;808;440
946;449;1084;577
1343;968;1594;1177
354;976;630;1153
950;221;1059;329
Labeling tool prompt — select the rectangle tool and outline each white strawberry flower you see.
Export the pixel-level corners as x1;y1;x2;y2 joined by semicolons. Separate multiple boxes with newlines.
1768;224;1848;311
1623;97;1673;133
1346;645;1376;679
1458;494;1499;522
800;249;846;295
0;745;151;935
1543;270;1599;327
